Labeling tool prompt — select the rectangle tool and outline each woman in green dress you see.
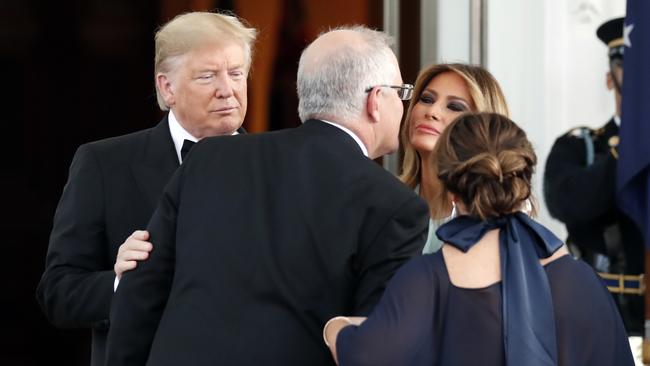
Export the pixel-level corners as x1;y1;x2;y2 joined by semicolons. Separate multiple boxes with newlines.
399;63;510;253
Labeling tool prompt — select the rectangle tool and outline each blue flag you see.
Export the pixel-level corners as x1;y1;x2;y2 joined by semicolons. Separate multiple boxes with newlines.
617;0;650;248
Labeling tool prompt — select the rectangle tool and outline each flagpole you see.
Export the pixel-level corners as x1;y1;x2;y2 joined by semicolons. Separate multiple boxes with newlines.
642;247;650;365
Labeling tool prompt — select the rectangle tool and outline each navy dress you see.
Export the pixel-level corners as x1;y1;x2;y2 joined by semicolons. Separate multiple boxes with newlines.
336;253;634;366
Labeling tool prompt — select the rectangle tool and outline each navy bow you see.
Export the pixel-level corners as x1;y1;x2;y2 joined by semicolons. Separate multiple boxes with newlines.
436;212;563;366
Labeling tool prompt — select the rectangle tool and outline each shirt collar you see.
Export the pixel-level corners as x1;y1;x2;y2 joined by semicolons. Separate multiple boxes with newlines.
167;110;240;164
168;110;199;164
614;115;621;127
319;119;369;157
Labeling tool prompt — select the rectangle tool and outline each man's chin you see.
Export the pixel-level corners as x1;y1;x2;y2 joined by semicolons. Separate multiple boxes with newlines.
207;118;243;136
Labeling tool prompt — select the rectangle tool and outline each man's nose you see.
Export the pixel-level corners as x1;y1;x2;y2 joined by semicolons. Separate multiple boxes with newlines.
214;73;234;98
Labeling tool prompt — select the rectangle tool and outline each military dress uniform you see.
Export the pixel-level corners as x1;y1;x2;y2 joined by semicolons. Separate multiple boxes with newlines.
544;15;645;336
544;117;645;334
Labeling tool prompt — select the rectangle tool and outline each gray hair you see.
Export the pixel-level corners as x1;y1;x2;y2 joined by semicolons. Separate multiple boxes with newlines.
154;11;258;110
297;26;397;123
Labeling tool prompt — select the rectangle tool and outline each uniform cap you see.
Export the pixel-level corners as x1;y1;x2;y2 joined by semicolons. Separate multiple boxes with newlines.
596;17;625;61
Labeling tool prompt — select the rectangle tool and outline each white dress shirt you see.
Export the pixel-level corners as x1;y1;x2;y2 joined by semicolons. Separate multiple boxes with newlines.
168;110;200;164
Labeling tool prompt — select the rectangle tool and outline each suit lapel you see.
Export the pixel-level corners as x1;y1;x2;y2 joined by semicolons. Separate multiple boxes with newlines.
131;116;180;210
131;120;246;210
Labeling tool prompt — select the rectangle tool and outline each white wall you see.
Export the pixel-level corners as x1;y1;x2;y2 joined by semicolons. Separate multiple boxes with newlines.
487;0;625;238
425;0;625;238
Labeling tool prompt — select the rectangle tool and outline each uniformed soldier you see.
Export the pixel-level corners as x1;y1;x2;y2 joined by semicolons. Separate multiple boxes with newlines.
544;17;644;335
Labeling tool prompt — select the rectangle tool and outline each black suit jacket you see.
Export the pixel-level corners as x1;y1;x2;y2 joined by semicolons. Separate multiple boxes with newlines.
36;118;180;366
106;120;429;366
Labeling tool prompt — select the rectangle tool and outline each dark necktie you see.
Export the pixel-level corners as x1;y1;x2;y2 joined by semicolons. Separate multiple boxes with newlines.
180;139;195;162
436;212;563;366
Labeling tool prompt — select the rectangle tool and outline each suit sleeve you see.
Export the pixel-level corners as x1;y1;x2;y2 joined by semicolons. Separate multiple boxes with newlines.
35;144;115;329
353;195;428;315
337;257;436;365
104;165;182;366
544;135;617;226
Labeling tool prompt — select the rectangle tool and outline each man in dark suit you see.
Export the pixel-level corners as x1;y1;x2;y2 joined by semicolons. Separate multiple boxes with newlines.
544;17;644;334
105;26;428;366
35;12;257;366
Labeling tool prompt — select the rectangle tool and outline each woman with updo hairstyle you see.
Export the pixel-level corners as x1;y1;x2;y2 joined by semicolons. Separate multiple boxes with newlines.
399;63;510;253
323;113;633;366
435;111;535;220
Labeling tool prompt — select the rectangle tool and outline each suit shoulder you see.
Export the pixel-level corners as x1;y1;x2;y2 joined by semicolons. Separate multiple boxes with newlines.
190;132;254;156
361;161;424;206
371;163;413;190
80;127;155;158
85;127;153;149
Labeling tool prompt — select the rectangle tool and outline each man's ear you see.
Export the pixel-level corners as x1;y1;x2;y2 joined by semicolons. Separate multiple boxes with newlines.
606;71;614;91
156;73;175;107
366;87;381;123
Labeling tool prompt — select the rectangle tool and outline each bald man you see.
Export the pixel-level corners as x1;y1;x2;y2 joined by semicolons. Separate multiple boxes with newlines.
105;26;428;366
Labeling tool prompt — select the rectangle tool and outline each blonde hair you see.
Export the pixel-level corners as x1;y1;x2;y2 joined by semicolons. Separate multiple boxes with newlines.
435;113;536;220
399;63;509;218
154;11;258;110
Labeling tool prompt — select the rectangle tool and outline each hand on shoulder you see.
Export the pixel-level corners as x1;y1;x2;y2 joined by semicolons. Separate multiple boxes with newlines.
114;230;153;279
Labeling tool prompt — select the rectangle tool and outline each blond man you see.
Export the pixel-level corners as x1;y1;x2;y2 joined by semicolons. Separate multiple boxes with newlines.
36;12;256;366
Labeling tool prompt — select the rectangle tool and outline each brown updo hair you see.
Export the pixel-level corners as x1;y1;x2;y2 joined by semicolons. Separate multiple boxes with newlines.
435;113;537;220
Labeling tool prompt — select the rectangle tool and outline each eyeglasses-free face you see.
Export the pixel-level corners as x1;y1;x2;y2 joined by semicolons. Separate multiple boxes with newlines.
365;84;414;101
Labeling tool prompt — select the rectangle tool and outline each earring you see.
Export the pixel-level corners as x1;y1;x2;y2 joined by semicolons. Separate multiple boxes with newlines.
522;199;532;216
450;200;458;219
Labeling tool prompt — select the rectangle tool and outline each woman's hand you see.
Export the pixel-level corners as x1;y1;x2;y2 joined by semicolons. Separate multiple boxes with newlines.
323;316;367;364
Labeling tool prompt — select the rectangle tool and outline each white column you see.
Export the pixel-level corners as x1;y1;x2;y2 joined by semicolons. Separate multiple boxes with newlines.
382;0;401;174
